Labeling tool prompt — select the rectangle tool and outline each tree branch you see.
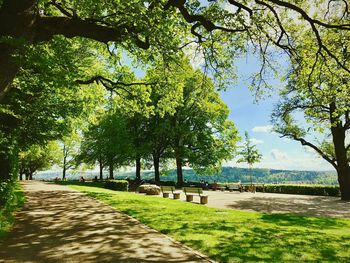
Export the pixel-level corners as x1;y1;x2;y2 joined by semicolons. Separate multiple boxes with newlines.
283;133;338;169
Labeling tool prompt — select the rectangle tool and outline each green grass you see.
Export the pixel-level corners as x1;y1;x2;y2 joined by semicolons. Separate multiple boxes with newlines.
0;182;25;238
65;182;350;262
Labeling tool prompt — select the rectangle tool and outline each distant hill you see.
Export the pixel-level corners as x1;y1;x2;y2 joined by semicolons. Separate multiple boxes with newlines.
36;166;338;185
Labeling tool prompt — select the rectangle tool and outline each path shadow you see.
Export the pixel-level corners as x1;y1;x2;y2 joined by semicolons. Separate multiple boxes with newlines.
0;189;206;262
225;195;350;218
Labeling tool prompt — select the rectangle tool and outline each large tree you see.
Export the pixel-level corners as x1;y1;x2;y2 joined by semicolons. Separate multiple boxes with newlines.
272;29;350;200
164;61;239;185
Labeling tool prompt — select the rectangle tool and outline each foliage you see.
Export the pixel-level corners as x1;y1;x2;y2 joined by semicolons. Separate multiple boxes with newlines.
68;184;350;262
112;167;337;185
19;141;60;179
272;28;350;199
0;179;15;207
237;131;262;167
104;180;129;192
0;182;25;238
256;184;340;197
78;111;133;174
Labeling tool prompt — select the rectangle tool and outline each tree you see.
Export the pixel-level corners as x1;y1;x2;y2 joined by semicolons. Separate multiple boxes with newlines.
164;61;239;185
272;30;350;200
237;131;262;185
60;130;82;180
19;141;60;180
0;36;104;183
79;111;132;180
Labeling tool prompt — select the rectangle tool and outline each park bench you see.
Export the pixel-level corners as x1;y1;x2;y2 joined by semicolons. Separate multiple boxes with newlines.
160;186;180;199
217;184;226;191
183;187;208;204
228;184;243;193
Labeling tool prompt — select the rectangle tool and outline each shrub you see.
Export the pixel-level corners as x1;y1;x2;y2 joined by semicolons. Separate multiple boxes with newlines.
0;179;15;208
256;184;340;197
104;180;128;191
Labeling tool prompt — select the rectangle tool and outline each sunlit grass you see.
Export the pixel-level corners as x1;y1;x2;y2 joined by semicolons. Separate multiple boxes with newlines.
0;182;25;238
67;183;350;262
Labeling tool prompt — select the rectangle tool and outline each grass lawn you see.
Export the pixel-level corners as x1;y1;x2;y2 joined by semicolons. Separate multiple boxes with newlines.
64;182;350;262
0;182;25;238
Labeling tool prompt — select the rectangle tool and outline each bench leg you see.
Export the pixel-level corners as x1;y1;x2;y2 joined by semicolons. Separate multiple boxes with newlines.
186;195;193;202
173;193;180;199
200;196;208;204
162;192;170;198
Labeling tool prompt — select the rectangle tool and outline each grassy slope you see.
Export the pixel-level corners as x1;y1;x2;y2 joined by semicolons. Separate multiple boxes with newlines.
0;182;25;238
68;183;350;262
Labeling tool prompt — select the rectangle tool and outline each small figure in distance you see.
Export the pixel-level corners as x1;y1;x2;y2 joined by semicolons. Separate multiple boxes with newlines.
80;176;85;182
92;176;98;182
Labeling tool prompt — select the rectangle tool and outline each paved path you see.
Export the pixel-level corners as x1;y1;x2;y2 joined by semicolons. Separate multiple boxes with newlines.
0;181;212;263
177;190;350;218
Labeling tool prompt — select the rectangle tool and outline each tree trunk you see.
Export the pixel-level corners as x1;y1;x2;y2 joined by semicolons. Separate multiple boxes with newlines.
176;157;184;186
337;168;350;200
62;145;67;180
62;165;66;181
135;157;141;182
99;158;103;181
0;152;11;181
109;162;114;179
29;172;33;180
330;102;350;200
0;43;20;100
153;155;160;184
19;173;23;180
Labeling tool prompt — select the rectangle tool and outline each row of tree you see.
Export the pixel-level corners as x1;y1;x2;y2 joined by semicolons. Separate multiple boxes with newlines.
77;59;239;185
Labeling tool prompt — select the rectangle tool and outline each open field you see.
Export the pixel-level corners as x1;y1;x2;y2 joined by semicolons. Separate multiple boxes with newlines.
66;183;350;262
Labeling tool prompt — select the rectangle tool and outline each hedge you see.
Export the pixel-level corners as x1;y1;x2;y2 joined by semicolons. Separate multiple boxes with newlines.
104;180;129;191
256;184;340;197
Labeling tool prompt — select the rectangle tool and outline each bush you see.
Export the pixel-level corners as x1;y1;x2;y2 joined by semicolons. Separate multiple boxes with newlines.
256;184;340;197
104;180;128;191
0;179;15;208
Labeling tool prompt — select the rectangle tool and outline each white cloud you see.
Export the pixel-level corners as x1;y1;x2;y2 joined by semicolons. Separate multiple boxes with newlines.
252;125;273;133
250;138;264;145
270;149;288;161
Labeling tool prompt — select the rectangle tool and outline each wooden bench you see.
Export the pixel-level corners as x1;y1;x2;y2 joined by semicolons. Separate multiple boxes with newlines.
160;186;180;199
183;187;208;204
217;185;226;191
228;184;243;193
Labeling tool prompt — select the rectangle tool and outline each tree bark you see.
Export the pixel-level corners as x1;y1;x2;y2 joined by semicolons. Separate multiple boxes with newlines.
331;127;350;199
19;173;23;180
98;157;103;181
109;162;114;179
135;157;141;182
153;154;160;184
0;43;20;100
329;102;350;200
29;172;33;180
176;156;184;186
0;152;11;181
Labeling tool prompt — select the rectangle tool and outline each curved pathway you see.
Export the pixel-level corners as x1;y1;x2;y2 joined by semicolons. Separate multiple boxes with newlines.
0;181;212;263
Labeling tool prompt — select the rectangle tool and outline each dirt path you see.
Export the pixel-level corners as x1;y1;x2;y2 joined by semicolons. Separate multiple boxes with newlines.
0;181;212;263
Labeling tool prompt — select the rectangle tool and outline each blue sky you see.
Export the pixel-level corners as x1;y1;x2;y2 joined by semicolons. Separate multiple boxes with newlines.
221;56;333;171
125;51;334;172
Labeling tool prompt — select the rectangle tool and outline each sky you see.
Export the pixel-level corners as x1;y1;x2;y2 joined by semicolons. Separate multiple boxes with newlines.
220;56;334;171
124;49;334;172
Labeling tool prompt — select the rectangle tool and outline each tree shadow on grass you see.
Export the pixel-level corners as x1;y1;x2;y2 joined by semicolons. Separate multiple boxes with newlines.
226;195;350;218
0;189;206;262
